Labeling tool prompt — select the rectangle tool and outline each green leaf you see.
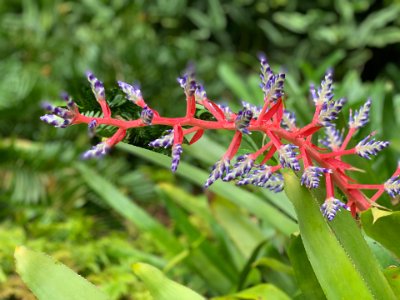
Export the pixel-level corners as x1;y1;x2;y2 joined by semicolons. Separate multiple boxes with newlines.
361;209;400;259
211;197;265;258
213;283;291;300
283;171;397;300
287;234;325;300
133;263;205;300
384;266;400;297
76;162;182;255
218;63;254;101
15;246;109;300
117;143;298;236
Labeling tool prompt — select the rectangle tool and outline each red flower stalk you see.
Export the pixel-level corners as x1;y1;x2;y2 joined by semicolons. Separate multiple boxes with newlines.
40;56;400;220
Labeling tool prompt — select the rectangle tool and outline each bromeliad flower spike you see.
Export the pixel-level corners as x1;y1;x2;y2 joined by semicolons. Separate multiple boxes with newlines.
40;55;400;221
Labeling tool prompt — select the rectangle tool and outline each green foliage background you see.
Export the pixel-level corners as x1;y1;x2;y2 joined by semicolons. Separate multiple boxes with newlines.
1;0;400;299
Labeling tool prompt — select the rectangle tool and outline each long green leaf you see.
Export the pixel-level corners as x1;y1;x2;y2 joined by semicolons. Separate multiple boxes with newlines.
133;263;205;300
361;208;400;259
287;234;326;300
76;162;181;255
283;171;396;300
117;143;298;236
15;246;109;300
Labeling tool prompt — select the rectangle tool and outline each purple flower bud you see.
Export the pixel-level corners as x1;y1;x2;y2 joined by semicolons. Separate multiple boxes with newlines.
356;134;389;159
241;101;262;119
315;71;334;106
60;92;76;109
318;98;346;126
235;108;253;134
384;175;400;198
195;84;207;103
319;125;343;150
217;104;234;121
320;197;349;221
349;99;371;129
278;144;300;171
171;144;183;172
204;158;231;188
223;154;254;181
149;130;174;148
86;71;105;99
40;114;71;128
263;173;284;192
177;69;196;97
88;120;97;137
81;141;110;159
41;102;70;119
140;106;154;125
118;81;142;104
281;109;297;131
301;166;331;189
236;164;272;186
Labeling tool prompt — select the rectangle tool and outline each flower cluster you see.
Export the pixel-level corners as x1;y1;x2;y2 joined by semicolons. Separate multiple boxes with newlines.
41;55;400;221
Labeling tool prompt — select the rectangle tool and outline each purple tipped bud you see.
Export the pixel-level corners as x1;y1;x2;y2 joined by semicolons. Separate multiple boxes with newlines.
171;144;183;172
278;144;300;171
318;98;346;126
86;71;105;100
118;81;142;104
149;130;174;148
263;173;284;192
235;108;253;134
223;155;254;181
40;114;71;128
241;101;262;119
281;109;297;131
177;68;197;97
236;164;272;186
315;71;334;106
195;84;207;103
82;141;110;159
301;166;331;189
204;158;231;188
41;101;71;119
384;175;400;198
88;120;97;137
140;106;154;125
319;125;343;150
60;92;76;109
321;198;349;221
356;134;389;159
217;104;234;121
349;99;371;129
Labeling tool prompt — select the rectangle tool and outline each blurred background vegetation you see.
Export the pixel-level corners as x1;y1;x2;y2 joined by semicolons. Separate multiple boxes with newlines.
1;0;400;299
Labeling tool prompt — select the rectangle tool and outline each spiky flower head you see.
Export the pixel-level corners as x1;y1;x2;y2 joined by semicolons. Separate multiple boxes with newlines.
140;106;154;125
278;144;300;171
281;109;297;131
301;166;331;189
82;141;110;159
235;109;253;134
223;154;254;181
195;84;207;103
264;173;284;193
88;120;97;137
319;125;343;150
171;143;183;172
258;54;285;102
241;101;262;119
236;164;272;186
318;98;346;126
149;130;174;148
40;114;72;128
320;197;348;221
217;104;234;121
86;71;105;100
177;67;197;97
356;134;389;159
204;158;230;188
349;99;371;129
384;175;400;198
118;81;143;105
312;71;334;106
